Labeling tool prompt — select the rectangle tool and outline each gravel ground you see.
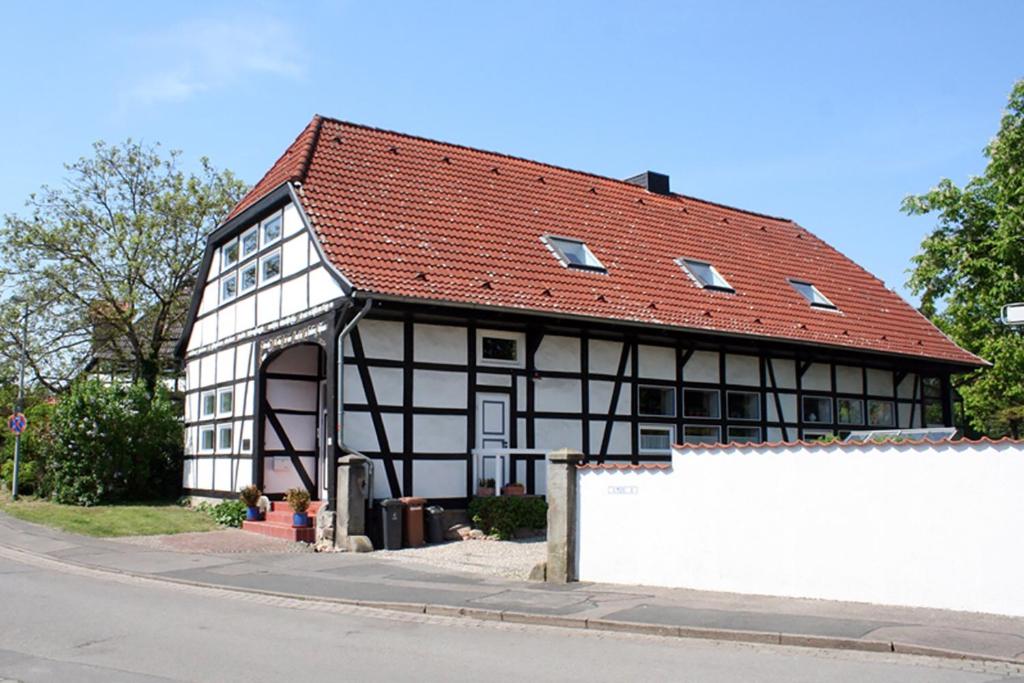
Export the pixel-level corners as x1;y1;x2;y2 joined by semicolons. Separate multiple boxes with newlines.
112;529;314;554
374;538;546;580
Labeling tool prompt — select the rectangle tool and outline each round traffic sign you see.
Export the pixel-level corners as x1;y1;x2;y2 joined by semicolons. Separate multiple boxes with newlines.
8;413;27;435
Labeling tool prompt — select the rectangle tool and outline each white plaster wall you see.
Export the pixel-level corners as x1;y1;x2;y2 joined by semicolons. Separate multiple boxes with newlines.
413;415;466;453
348;319;404;360
589;340;624;375
866;368;893;396
684;351;719;383
369;367;403;406
637;345;674;381
770;359;796;389
413;370;466;409
897;373;919;399
835;365;862;394
725;354;759;386
477;372;511;387
576;441;1024;616
536;378;581;412
534;418;582;451
766;393;797;424
414;324;467;364
802;363;831;391
371;460;403;499
536;335;580;372
589;421;630;454
413;460;466;498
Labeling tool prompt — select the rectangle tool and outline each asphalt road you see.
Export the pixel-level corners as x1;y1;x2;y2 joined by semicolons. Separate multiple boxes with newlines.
0;552;1020;683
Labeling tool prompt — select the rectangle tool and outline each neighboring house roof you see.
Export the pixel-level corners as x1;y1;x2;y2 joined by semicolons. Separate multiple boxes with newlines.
223;115;984;368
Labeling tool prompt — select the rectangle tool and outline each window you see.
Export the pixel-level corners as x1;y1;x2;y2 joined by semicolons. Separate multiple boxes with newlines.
262;214;282;246
837;398;864;425
868;400;895;427
241;437;252;452
638;385;675;416
199;425;215;452
683;425;721;445
728;426;762;444
683;388;719;418
221;273;238;303
789;279;837;309
803;429;833;441
727;391;760;420
802;396;832;423
677;258;733;291
217;424;233;452
260;251;282;284
218;388;233;416
201;391;216;417
240;262;257;292
241;227;258;257
922;376;944;426
221;238;239;268
639;425;674;454
544;235;606;271
477;330;524;367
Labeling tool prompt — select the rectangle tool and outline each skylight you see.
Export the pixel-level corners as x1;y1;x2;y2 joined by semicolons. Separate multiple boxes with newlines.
677;258;733;292
789;279;837;309
544;235;606;271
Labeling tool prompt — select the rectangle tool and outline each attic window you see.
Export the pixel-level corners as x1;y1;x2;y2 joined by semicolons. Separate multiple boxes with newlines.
677;258;733;292
222;238;239;268
789;279;837;309
543;235;606;272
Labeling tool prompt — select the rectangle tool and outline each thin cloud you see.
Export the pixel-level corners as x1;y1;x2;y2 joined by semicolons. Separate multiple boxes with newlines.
124;15;305;105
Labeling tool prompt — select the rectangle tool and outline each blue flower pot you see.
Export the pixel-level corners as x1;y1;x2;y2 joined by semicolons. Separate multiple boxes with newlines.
246;506;262;521
292;512;309;528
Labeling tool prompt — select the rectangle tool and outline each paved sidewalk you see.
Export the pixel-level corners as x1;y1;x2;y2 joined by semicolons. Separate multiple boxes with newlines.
2;511;1022;664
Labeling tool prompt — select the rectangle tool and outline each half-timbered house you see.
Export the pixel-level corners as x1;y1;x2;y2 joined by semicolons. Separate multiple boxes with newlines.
176;115;984;514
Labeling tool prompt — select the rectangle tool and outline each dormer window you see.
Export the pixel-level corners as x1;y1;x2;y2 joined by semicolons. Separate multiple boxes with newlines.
677;258;733;292
789;279;837;309
543;235;606;272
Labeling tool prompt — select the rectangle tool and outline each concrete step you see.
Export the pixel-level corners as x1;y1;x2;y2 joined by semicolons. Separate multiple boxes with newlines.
241;519;316;543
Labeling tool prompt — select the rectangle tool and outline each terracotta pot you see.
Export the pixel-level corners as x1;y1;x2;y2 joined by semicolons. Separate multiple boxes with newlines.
502;484;526;496
476;486;495;497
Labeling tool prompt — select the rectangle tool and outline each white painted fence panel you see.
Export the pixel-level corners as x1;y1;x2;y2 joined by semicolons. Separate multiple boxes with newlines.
575;440;1024;616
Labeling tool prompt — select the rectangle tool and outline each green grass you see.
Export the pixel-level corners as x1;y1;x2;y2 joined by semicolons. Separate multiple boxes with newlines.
0;496;219;537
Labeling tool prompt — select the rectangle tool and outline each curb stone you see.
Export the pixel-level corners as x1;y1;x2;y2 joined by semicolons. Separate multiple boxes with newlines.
0;539;1021;666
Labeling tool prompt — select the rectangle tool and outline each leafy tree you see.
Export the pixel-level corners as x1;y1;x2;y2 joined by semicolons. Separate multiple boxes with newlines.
0;141;247;394
903;79;1024;435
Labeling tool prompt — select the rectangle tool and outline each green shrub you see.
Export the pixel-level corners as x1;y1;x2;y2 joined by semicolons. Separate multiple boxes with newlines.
199;500;246;528
44;380;182;506
0;389;55;497
468;495;547;540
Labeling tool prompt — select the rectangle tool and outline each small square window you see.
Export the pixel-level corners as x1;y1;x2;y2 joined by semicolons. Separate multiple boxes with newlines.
727;391;760;420
217;424;233;451
262;214;282;246
199;425;215;452
222;238;239;268
241;227;259;257
544;235;606;271
639;425;674;454
218;388;233;416
867;400;895;427
241;437;252;452
677;258;733;291
837;398;864;425
240;263;257;292
221;273;238;303
683;388;719;418
789;279;837;309
727;426;762;444
261;251;282;284
638;385;675;417
201;391;216;417
482;336;517;362
683;425;721;445
802;395;832;423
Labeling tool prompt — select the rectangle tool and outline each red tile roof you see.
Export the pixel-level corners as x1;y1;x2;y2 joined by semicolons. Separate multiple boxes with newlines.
229;115;984;367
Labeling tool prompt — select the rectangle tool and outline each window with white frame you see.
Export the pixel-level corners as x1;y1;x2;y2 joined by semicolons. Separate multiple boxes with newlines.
803;429;833;441
240;262;257;293
727;426;762;444
837;398;864;425
639;425;674;454
201;391;216;418
683;388;720;418
218;388;233;416
217;424;233;452
867;399;895;427
677;258;734;292
683;425;721;445
261;214;282;246
802;395;832;423
726;391;760;420
638;385;675;416
221;272;238;303
260;250;282;284
222;238;239;269
477;330;524;367
199;425;215;452
543;235;606;271
241;227;259;257
789;279;837;309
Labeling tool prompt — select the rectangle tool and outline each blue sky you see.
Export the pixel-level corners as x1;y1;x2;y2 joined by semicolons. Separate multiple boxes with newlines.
1;1;1021;302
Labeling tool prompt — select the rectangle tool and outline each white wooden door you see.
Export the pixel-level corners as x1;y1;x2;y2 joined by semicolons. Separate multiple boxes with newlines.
477;393;510;449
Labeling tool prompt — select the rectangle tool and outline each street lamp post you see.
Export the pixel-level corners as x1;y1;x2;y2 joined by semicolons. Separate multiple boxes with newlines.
11;302;28;500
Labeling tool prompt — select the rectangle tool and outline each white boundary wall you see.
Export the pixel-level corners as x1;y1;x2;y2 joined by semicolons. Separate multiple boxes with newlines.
575;440;1024;616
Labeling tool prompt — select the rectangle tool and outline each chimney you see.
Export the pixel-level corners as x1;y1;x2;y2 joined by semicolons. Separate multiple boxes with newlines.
624;171;670;195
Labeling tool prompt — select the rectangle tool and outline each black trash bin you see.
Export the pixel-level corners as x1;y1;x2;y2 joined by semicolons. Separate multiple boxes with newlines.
425;505;445;544
380;499;403;550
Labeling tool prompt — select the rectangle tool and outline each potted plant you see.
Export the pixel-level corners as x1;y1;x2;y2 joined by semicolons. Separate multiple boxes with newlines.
502;481;526;496
476;477;496;497
240;485;262;521
286;488;311;528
